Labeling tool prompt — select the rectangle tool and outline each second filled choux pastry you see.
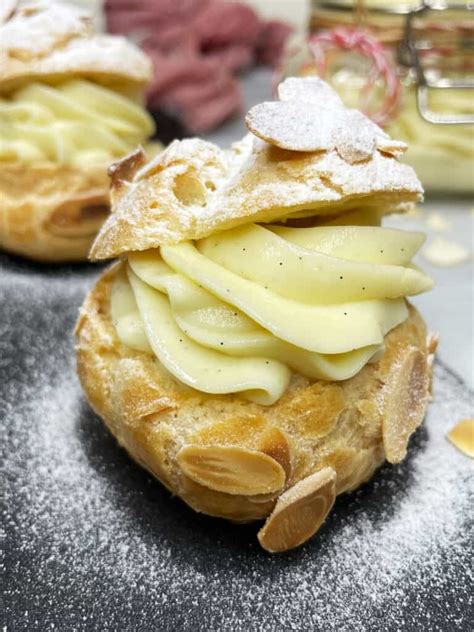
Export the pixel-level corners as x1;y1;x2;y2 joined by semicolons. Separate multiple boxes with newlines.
0;2;157;262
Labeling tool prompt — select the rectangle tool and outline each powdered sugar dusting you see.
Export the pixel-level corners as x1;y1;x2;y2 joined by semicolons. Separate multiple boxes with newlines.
2;256;473;630
245;78;407;162
0;3;151;87
0;3;92;56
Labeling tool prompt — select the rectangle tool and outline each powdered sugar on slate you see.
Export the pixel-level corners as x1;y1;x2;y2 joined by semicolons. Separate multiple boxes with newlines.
2;255;473;631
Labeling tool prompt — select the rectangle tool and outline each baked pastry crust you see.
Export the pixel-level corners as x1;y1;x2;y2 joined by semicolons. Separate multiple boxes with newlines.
75;263;434;550
90;134;423;260
0;162;109;262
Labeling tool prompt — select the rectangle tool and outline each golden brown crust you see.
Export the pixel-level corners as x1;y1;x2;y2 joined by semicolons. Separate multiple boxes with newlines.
0;162;109;262
0;4;152;93
75;264;433;549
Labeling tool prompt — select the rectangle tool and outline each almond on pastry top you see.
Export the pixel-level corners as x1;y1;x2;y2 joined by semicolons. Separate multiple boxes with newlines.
90;77;423;261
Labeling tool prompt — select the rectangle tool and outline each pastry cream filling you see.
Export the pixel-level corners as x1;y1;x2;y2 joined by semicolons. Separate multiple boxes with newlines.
386;88;474;193
112;221;432;405
0;79;155;166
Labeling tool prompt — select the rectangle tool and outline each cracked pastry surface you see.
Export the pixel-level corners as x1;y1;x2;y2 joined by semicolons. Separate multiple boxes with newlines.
0;2;155;262
76;77;435;551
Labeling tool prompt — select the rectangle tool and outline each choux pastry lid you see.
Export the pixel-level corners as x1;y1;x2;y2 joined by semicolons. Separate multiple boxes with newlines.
0;2;152;94
90;77;423;261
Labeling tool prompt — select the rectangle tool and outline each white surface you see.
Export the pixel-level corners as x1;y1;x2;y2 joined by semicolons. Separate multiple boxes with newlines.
205;68;474;388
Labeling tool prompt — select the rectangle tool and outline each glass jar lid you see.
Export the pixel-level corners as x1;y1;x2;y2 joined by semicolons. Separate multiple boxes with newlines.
310;1;474;123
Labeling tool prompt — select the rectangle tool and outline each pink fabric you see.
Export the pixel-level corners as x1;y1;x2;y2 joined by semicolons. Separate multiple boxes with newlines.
105;0;292;133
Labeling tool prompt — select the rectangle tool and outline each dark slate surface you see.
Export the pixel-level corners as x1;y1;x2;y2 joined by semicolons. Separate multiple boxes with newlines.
1;249;473;632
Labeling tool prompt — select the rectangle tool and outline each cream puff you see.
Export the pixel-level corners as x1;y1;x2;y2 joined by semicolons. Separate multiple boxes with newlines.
76;77;435;552
0;2;156;262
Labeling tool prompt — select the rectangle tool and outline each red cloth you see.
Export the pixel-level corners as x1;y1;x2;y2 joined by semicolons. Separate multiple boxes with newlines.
105;0;292;133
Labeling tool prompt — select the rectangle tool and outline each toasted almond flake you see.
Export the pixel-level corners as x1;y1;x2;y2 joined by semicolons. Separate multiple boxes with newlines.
426;333;439;394
422;238;471;267
258;427;292;480
177;445;286;496
257;468;336;553
180;476;273;522
375;136;407;157
447;419;474;458
381;347;430;464
427;333;439;356
45;197;109;238
245;77;398;164
246;101;334;153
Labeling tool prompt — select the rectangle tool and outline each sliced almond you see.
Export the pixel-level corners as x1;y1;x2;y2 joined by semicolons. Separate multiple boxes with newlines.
245;78;381;163
246;101;334;153
375;136;407;157
177;445;286;496
382;346;429;463
257;467;336;553
189;419;292;480
447;419;474;458
427;333;439;356
258;427;292;480
280;382;344;440
180;476;274;522
45;195;109;238
108;147;147;189
115;358;175;423
247;491;283;505
426;333;439;394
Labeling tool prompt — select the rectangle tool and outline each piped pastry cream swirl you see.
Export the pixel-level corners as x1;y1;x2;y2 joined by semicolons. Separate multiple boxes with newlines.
112;222;433;405
0;79;155;166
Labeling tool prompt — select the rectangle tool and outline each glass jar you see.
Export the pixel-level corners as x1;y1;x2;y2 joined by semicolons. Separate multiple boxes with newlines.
280;1;474;194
